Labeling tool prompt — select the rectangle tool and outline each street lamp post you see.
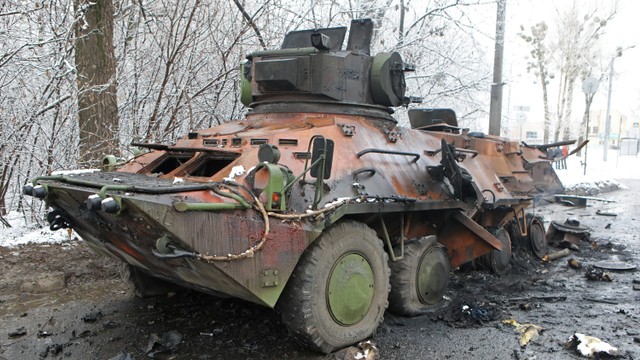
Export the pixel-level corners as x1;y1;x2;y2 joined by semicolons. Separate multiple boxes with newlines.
602;45;635;161
581;76;599;175
603;60;615;162
488;0;506;136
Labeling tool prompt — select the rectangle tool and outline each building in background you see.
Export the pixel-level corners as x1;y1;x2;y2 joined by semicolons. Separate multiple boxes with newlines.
503;105;634;148
628;122;640;138
589;109;628;148
504;105;546;144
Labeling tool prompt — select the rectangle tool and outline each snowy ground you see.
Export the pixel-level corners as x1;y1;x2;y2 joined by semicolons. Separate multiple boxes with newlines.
557;144;640;191
1;144;638;247
0;211;74;247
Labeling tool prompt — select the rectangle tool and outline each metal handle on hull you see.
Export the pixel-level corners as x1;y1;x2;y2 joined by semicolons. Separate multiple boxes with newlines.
356;148;420;163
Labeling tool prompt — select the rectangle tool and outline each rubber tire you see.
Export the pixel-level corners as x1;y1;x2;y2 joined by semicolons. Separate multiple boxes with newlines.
508;214;547;259
388;236;450;317
478;227;512;275
277;221;390;354
527;216;547;259
507;217;527;249
120;263;182;298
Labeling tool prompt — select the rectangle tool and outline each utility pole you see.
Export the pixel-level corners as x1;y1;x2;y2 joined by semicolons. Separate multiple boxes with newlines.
602;45;636;160
581;76;599;175
488;0;506;136
603;59;614;162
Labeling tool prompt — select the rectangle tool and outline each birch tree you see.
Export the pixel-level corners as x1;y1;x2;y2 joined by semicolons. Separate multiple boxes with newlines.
519;22;553;143
0;1;77;221
551;5;613;141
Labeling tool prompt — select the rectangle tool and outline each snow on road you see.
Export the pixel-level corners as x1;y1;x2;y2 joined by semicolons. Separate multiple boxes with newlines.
558;144;640;186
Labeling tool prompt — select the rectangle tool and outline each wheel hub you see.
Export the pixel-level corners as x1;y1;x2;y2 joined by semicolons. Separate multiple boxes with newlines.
489;228;512;274
327;253;375;326
416;248;449;305
528;218;547;259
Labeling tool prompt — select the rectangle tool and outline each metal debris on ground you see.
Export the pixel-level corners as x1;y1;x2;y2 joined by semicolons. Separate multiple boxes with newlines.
145;330;182;358
554;194;613;206
81;310;103;323
36;330;52;338
585;266;613;282
547;219;590;248
502;319;543;347
583;297;618;305
506;295;567;303
8;327;27;338
566;333;621;358
72;330;96;339
596;210;617;216
592;261;637;271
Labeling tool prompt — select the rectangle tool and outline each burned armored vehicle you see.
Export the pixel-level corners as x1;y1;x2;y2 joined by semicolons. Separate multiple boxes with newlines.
24;19;562;353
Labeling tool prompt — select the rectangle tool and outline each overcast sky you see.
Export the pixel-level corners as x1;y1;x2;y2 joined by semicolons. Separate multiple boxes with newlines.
498;0;640;124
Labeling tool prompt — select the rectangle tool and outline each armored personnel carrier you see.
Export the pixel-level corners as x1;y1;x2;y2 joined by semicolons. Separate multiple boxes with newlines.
24;19;562;353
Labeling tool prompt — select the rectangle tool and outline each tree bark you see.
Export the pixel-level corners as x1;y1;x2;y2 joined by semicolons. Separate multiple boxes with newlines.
541;74;551;144
74;0;119;168
577;92;594;156
561;75;576;141
0;163;8;216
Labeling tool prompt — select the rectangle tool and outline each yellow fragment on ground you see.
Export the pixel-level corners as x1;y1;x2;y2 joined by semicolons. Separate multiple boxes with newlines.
502;319;543;347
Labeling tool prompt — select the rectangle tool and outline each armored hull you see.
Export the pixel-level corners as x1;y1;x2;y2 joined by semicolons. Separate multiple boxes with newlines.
25;19;563;353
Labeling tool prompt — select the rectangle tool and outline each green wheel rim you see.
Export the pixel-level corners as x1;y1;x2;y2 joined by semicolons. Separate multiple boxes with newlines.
327;252;375;326
416;249;447;305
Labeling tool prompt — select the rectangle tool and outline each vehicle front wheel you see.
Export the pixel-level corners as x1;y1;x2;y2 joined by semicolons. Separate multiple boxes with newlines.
277;221;390;354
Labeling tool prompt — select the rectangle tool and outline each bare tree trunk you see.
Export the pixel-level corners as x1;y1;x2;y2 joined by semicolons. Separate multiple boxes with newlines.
0;164;8;217
552;5;615;144
562;76;575;140
521;22;552;144
577;92;594;156
74;0;120;168
555;71;568;142
398;0;405;47
541;75;551;144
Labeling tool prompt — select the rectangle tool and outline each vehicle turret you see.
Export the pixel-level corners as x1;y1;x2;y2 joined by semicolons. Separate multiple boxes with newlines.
241;18;416;121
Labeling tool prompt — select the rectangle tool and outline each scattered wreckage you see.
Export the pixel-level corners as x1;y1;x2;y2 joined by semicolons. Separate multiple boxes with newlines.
23;19;575;353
